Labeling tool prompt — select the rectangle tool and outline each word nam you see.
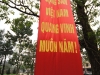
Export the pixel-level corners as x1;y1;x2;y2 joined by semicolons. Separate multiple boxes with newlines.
60;23;75;33
59;40;77;53
39;39;77;53
56;9;68;18
41;22;59;33
46;7;68;18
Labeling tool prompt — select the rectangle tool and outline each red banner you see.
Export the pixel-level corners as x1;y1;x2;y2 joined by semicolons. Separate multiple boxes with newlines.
34;0;83;75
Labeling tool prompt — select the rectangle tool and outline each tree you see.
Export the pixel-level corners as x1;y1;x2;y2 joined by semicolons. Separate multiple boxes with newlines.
0;0;100;75
22;42;36;75
7;15;33;74
0;30;13;75
72;0;100;75
0;30;4;74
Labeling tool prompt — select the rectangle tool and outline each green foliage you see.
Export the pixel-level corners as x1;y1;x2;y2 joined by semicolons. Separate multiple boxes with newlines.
0;30;13;56
0;29;13;75
5;14;34;74
0;5;8;11
0;2;9;20
22;42;36;74
96;26;100;47
72;0;100;27
8;53;18;65
2;0;8;3
35;3;39;9
0;38;13;56
0;30;4;54
11;16;33;38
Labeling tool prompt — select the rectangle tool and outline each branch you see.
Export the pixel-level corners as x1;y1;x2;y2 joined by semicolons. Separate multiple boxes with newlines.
9;0;34;13
0;0;39;17
75;22;81;25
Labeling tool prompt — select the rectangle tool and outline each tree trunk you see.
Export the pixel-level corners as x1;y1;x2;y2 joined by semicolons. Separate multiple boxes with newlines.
0;59;3;74
74;1;100;75
16;62;20;75
1;55;6;75
31;66;33;75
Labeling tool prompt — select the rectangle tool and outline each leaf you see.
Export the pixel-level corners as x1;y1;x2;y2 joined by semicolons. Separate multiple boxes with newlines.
2;0;7;3
1;5;8;11
10;10;15;15
35;3;39;9
5;19;11;24
96;3;100;6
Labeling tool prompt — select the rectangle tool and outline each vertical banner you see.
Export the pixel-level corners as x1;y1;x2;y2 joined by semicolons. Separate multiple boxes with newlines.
34;0;83;75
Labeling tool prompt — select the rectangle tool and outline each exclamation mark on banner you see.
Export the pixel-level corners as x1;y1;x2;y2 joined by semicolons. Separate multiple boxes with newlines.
74;42;77;53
